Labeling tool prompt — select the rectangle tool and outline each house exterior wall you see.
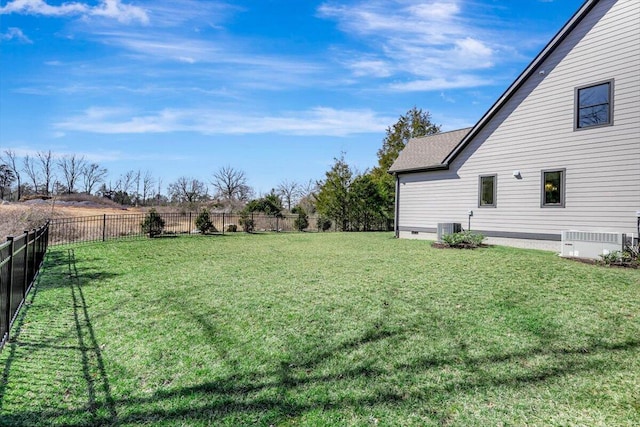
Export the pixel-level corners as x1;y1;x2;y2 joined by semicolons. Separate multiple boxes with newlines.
397;0;640;249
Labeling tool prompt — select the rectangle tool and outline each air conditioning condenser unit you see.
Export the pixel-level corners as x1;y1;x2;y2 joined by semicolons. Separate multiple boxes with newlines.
561;231;632;259
437;223;462;241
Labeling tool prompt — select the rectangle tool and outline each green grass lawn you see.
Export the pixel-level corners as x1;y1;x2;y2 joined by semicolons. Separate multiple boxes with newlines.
1;232;639;426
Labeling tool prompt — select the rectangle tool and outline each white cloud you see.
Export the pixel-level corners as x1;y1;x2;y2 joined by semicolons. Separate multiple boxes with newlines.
408;2;460;20
0;0;149;24
89;0;149;24
142;1;238;28
347;58;394;78
0;0;87;16
1;27;32;43
388;75;492;91
318;0;501;91
54;107;394;137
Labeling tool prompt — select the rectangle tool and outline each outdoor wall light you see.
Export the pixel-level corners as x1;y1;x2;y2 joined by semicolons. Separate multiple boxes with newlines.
513;170;522;179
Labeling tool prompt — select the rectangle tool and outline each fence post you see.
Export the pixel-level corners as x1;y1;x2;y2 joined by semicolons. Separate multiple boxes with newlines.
222;213;225;235
30;229;37;291
5;237;14;345
102;214;107;242
276;216;279;233
22;231;30;299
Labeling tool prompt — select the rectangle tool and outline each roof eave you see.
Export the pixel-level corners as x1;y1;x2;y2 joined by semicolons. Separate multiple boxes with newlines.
442;0;600;166
389;163;450;175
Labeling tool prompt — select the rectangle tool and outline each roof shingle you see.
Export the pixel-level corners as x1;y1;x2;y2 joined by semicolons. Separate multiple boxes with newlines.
388;127;471;173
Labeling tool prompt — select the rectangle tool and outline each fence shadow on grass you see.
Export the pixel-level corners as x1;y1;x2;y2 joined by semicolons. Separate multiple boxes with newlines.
6;332;638;426
0;249;119;426
3;305;640;426
1;251;638;425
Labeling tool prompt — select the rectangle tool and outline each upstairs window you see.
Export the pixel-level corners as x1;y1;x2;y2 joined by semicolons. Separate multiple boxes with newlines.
478;175;496;207
575;80;613;129
541;169;565;208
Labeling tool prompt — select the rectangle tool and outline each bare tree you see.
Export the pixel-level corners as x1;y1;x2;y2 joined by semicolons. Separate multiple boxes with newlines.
156;177;163;205
58;154;86;194
82;163;108;194
142;171;155;206
37;150;54;195
1;150;22;200
134;170;141;206
211;165;251;203
23;154;40;194
297;179;319;214
276;179;301;211
168;176;208;204
116;170;136;194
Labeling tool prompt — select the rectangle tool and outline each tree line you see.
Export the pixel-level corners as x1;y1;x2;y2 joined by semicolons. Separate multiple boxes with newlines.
1;107;439;230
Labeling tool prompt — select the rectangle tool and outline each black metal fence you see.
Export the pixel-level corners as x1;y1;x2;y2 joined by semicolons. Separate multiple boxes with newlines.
0;222;50;350
49;212;316;246
48;211;393;245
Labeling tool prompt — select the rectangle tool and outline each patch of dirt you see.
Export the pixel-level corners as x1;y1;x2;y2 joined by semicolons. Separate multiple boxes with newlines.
0;201;142;239
431;242;488;250
563;256;639;269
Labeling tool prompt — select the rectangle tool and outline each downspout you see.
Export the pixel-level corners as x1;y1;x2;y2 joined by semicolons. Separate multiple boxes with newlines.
394;173;400;238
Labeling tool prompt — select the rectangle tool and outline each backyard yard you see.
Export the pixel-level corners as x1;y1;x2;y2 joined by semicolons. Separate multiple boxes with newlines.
0;232;638;426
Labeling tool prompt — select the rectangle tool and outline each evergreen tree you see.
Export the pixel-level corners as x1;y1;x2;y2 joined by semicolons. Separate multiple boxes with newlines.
315;154;353;231
371;107;440;221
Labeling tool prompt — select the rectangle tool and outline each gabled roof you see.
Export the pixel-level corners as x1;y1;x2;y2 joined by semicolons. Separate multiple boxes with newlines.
388;128;471;173
389;0;600;174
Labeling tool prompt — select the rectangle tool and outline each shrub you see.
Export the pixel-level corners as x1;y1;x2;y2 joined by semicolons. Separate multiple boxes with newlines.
141;209;165;237
317;216;332;232
441;230;485;249
292;207;309;231
599;247;639;268
238;212;254;233
195;209;217;234
226;224;237;232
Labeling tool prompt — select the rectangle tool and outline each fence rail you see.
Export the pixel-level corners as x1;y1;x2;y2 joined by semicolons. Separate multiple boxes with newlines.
50;212;307;246
48;212;393;246
0;222;50;350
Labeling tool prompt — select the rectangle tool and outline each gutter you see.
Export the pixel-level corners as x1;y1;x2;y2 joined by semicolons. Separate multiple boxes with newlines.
388;163;450;175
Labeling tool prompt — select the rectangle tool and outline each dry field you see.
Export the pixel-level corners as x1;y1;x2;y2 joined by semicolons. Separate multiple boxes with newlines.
0;200;141;239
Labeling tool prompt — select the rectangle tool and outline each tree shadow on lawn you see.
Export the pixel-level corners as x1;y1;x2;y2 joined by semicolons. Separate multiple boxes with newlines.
1;250;638;425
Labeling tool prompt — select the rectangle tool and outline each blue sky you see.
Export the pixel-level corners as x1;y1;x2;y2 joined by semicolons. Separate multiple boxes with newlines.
1;0;585;196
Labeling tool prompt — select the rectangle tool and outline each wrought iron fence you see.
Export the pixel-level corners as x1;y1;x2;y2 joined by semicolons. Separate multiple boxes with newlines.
0;222;50;350
48;211;393;245
48;212;325;246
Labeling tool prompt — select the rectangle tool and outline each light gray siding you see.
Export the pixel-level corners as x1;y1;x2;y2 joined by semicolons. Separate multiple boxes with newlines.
397;0;640;242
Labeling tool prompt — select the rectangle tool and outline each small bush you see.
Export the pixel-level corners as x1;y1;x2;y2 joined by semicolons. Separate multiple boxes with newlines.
226;224;237;232
292;207;309;231
599;247;639;268
141;209;165;237
239;213;254;233
317;216;332;232
441;230;485;249
195;209;217;234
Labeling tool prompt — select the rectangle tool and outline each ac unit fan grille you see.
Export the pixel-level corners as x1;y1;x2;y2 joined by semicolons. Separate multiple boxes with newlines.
562;231;622;244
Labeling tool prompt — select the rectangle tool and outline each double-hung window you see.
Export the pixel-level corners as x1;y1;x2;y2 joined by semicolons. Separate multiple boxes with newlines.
575;80;613;129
